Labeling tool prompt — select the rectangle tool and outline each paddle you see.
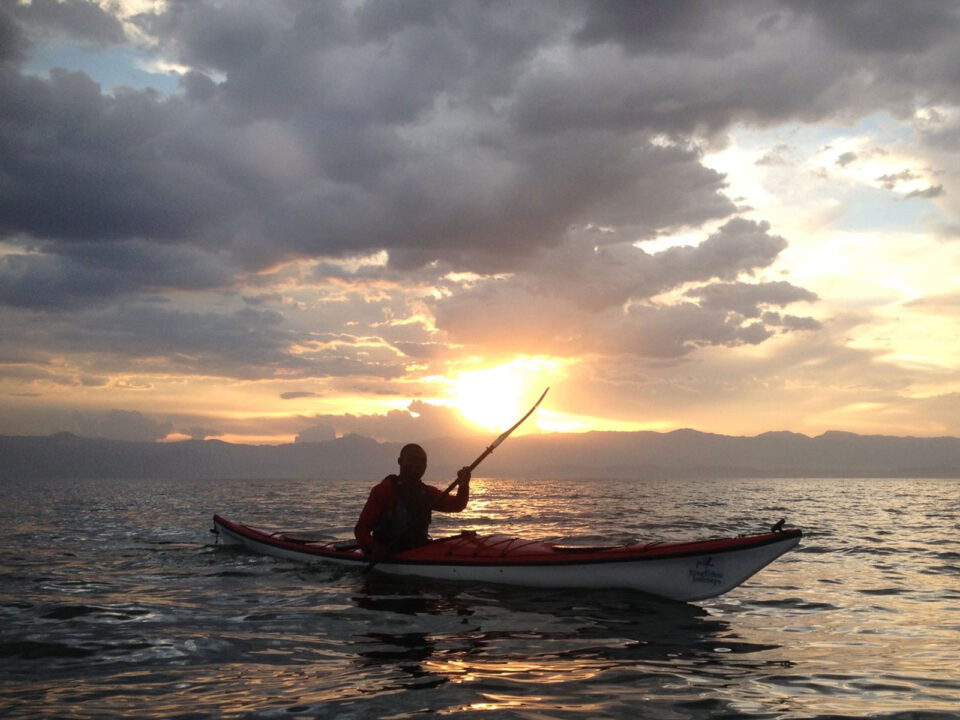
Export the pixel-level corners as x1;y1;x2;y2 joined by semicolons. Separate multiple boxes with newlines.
437;386;550;501
365;387;549;571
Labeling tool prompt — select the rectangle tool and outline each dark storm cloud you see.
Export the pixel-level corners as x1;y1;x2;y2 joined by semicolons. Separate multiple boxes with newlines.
790;0;960;54
0;68;249;245
577;0;960;59
0;5;28;64
1;0;957;389
2;0;735;286
0;240;230;309
3;0;957;277
5;0;125;47
570;0;960;133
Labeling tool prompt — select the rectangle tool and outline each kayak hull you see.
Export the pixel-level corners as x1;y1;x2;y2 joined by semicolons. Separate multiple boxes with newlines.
212;514;801;602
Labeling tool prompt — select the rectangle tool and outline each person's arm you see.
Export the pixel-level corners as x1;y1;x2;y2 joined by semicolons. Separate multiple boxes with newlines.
354;480;391;552
431;467;471;512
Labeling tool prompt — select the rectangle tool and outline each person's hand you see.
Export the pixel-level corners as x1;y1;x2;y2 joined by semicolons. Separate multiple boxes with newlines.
457;466;471;487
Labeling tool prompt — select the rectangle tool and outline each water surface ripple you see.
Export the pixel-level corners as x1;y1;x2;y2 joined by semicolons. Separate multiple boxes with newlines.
1;476;958;719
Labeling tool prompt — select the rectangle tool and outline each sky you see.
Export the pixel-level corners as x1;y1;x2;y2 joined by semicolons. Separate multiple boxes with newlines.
0;0;959;445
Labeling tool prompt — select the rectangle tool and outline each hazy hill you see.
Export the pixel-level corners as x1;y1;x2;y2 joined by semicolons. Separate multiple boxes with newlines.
2;429;960;480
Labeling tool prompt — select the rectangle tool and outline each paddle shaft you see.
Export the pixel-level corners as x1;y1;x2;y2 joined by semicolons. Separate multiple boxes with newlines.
438;387;549;499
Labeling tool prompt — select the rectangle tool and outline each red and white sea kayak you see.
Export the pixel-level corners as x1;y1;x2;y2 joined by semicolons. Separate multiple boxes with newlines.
211;514;801;602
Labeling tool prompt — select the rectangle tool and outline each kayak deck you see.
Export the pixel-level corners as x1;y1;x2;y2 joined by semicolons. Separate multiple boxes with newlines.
212;514;802;602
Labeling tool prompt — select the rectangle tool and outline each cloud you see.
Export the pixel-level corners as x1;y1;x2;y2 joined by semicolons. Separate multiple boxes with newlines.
756;143;793;167
0;0;958;440
432;218;815;358
836;151;858;167
0;5;28;65
296;401;478;443
2;0;956;287
69;409;172;442
686;280;819;318
905;184;945;199
6;0;126;47
933;222;960;241
294;423;336;444
876;169;918;190
0;1;781;285
906;291;960;309
0;241;231;309
796;0;960;54
280;391;322;400
0;300;408;382
574;1;752;56
560;310;907;429
572;1;960;132
0;69;252;249
180;426;224;441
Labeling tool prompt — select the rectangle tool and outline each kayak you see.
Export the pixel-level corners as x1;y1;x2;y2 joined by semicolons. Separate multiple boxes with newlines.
212;514;802;602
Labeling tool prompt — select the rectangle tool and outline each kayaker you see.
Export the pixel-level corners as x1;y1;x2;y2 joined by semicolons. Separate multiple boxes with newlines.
354;443;471;561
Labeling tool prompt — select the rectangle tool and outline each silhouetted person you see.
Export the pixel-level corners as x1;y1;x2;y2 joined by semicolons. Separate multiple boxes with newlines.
355;443;471;561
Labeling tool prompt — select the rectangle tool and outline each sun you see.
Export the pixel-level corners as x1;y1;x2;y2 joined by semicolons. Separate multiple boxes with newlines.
452;359;554;432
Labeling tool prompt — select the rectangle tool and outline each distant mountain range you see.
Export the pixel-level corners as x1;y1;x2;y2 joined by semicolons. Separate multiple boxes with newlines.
3;429;960;480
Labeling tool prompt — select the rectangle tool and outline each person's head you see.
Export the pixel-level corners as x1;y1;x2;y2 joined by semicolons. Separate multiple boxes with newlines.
397;443;427;482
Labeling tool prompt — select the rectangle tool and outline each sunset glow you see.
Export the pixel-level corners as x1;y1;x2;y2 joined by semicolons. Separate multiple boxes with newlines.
452;359;559;432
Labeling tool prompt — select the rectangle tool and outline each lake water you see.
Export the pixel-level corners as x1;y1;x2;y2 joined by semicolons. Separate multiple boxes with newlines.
1;476;958;719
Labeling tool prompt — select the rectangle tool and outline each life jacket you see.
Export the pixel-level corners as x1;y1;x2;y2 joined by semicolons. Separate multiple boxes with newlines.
372;475;432;551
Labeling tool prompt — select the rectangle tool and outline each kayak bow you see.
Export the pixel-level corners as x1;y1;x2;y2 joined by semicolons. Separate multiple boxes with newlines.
211;514;801;602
